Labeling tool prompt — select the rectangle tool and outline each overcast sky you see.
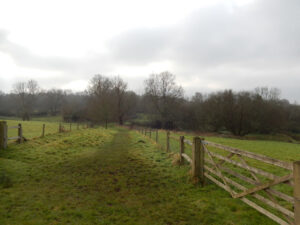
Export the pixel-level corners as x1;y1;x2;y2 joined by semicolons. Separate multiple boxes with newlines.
0;0;299;101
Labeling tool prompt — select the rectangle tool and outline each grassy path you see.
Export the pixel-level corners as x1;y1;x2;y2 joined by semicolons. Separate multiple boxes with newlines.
0;127;277;224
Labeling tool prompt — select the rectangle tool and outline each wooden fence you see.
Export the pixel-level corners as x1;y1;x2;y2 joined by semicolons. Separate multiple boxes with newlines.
0;121;93;149
138;128;300;225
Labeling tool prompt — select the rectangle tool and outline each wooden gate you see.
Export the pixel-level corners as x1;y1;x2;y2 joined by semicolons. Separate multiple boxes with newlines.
202;140;295;225
138;128;300;225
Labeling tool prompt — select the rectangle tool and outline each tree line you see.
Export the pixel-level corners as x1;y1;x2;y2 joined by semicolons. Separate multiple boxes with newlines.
0;72;300;136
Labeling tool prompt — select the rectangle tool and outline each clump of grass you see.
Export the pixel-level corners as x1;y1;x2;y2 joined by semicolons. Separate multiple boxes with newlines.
172;153;182;166
0;171;13;188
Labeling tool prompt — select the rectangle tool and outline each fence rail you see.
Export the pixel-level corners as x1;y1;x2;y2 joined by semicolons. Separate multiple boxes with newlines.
137;127;300;225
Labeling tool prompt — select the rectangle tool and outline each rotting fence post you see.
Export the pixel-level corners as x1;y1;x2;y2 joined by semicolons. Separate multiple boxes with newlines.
166;131;170;152
192;137;204;186
0;121;8;149
42;124;45;137
294;161;300;225
180;136;184;163
18;123;23;144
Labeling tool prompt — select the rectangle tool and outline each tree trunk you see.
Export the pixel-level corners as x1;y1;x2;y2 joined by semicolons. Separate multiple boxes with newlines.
119;116;123;125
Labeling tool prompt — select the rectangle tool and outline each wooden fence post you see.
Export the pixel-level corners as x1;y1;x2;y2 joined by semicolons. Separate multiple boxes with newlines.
155;130;158;143
180;136;185;163
18;123;23;144
294;161;300;225
166;131;170;152
192;137;204;185
0;121;8;149
42;124;45;137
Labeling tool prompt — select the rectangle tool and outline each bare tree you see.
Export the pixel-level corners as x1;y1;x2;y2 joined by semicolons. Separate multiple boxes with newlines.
46;89;65;116
87;75;113;128
12;80;40;120
111;76;128;125
144;71;183;128
254;87;281;101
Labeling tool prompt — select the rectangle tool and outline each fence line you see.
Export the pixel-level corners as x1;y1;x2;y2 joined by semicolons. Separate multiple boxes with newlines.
137;127;299;225
0;121;93;149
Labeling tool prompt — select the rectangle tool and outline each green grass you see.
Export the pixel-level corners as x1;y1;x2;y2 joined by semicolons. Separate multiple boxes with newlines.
31;116;62;122
0;125;279;224
0;116;62;122
1;119;86;141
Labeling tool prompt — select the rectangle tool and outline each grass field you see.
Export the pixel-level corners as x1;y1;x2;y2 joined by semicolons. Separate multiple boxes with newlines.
2;119;87;141
0;121;283;224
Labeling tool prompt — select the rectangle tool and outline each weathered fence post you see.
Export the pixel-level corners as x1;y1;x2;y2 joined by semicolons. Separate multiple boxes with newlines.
294;161;300;225
166;131;170;152
0;121;8;149
42;124;45;137
192;137;204;185
180;136;185;163
155;130;158;143
18;123;23;144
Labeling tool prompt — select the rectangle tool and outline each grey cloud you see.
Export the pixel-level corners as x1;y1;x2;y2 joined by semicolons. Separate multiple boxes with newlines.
108;0;300;67
106;0;300;101
1;0;300;101
0;30;113;77
108;27;173;64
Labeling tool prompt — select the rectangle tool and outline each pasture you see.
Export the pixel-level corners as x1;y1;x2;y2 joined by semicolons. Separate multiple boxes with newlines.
1;121;300;224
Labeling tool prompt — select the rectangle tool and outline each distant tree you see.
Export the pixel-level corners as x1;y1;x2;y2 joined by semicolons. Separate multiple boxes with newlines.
61;91;87;122
46;89;65;116
254;87;281;101
111;76;128;125
87;75;113;128
144;71;183;129
12;79;39;120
